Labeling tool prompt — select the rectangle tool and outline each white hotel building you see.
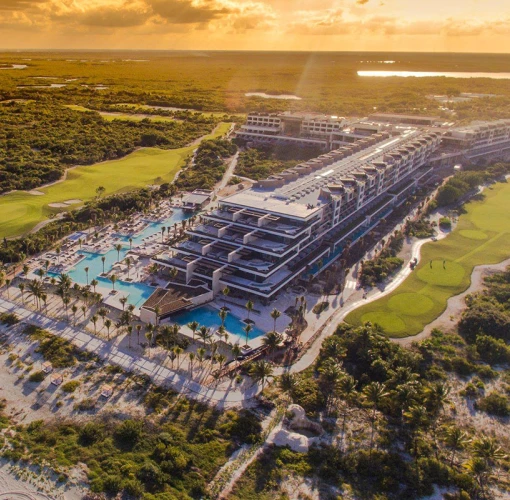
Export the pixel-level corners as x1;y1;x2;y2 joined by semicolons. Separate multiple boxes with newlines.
153;127;442;301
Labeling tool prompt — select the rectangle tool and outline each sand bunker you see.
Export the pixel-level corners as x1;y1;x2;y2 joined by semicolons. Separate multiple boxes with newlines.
48;199;82;208
28;190;44;196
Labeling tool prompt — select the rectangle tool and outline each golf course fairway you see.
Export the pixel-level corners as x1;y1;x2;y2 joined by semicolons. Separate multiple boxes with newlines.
345;181;510;338
0;122;231;238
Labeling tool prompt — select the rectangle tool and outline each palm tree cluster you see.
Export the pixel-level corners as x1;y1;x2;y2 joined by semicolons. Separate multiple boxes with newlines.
278;322;508;498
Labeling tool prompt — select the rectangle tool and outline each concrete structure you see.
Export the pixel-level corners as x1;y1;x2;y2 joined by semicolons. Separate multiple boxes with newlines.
431;119;510;167
140;281;212;323
368;113;441;126
155;126;441;300
235;111;346;149
181;189;213;211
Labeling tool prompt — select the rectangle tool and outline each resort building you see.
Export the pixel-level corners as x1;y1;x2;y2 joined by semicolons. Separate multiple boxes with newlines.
235;112;346;149
153;127;442;301
181;189;213;211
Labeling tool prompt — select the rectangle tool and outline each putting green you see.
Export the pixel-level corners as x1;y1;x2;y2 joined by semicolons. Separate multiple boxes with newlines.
416;261;465;287
0;122;231;238
361;312;406;334
388;293;434;316
346;181;510;338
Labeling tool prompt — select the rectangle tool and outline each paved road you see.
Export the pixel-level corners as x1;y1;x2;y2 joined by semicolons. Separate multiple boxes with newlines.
216;151;239;191
0;298;260;408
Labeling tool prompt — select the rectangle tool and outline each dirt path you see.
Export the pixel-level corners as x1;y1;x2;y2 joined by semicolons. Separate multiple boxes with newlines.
394;257;510;347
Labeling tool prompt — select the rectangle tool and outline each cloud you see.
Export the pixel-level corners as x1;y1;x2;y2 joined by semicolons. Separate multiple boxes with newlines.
69;4;151;28
147;0;232;24
0;0;47;11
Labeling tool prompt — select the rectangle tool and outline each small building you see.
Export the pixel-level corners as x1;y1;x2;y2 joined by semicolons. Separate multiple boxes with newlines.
101;384;113;398
42;361;53;374
139;280;213;324
51;373;63;386
181;189;213;211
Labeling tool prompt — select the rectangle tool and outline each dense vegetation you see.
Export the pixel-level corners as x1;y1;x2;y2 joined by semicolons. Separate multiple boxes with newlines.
0;102;214;193
2;52;510;121
175;138;237;191
358;232;404;287
235;144;323;180
235;302;509;499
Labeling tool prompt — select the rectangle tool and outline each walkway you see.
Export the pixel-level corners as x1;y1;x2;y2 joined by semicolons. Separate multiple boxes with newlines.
215;151;239;191
0;297;260;408
273;234;443;375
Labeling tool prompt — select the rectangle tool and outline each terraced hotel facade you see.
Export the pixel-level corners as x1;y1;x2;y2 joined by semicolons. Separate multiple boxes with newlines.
154;126;443;300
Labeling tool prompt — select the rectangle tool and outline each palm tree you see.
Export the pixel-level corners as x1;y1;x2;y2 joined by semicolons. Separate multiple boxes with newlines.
248;360;273;386
110;274;117;291
81;305;87;320
18;283;25;303
71;304;78;325
198;325;212;345
362;382;389;456
91;314;98;334
188;352;195;375
279;373;298;400
425;381;451;416
464;457;490;497
90;279;98;293
115;244;122;262
243;323;252;348
222;286;230;309
174;346;183;366
444;426;470;467
219;308;227;328
101;256;106;274
472;435;507;467
127;325;133;349
187;320;199;343
104;319;112;340
63;296;71;320
26;280;44;309
231;343;241;365
84;267;89;286
145;323;154;351
336;375;356;452
56;246;61;264
129;237;133;250
5;279;11;299
35;268;45;282
270;308;281;333
245;300;254;322
125;257;132;279
161;226;166;242
136;324;142;345
262;331;282;355
197;347;206;369
120;296;128;311
41;293;47;312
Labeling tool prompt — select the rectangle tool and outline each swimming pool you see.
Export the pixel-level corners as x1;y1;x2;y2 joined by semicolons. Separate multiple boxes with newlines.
47;210;190;307
172;305;266;343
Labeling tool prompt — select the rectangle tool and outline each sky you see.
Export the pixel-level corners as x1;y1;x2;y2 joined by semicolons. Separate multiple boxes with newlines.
0;0;509;52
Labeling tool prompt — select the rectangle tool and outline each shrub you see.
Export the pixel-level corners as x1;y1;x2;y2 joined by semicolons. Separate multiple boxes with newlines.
28;370;45;382
115;419;143;448
62;381;80;393
0;312;20;325
475;392;510;417
475;335;510;365
36;336;77;368
79;422;104;445
439;217;452;229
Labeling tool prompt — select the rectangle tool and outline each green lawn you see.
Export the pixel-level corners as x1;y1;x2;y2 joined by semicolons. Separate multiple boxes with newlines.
345;181;510;337
64;105;179;123
0;122;231;238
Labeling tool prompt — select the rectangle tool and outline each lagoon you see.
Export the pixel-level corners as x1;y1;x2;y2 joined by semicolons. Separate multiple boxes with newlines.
358;71;510;79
